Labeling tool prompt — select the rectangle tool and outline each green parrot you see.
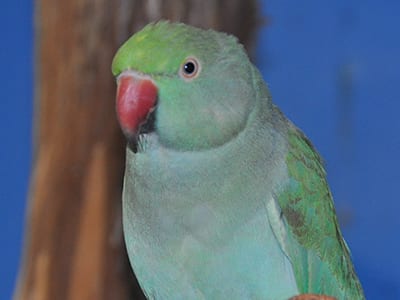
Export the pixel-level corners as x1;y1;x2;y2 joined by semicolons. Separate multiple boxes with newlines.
112;21;364;300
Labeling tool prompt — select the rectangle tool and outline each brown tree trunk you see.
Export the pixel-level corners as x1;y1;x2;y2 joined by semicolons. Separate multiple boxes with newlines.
14;1;259;299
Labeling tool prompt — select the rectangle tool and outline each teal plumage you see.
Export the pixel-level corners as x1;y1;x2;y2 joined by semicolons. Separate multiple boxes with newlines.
112;21;364;299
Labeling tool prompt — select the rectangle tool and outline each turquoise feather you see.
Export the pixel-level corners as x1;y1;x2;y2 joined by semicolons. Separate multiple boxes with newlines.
113;21;364;299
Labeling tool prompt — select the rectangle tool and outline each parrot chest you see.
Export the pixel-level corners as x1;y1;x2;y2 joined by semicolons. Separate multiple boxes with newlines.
122;144;299;299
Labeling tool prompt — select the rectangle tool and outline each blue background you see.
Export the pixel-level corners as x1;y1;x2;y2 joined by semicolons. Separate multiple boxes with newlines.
1;0;33;299
1;0;399;298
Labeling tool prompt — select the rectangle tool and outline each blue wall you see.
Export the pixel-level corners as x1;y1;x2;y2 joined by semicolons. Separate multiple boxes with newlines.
0;0;33;298
1;0;399;298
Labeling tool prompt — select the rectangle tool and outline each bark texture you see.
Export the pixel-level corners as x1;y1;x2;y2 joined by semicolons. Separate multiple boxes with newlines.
15;1;260;299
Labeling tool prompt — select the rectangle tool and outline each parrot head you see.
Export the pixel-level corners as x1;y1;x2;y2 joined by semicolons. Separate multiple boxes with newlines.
112;21;256;151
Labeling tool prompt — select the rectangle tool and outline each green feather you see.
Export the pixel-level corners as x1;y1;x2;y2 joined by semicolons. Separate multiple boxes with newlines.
276;126;364;298
112;21;235;77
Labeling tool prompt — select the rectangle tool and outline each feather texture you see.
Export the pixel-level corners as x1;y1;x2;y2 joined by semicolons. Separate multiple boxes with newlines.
113;21;365;299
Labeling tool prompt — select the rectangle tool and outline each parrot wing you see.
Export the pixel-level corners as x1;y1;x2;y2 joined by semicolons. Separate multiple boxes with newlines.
268;125;364;299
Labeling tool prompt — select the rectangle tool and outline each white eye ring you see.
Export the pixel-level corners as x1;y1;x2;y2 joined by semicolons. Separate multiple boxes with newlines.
179;57;201;80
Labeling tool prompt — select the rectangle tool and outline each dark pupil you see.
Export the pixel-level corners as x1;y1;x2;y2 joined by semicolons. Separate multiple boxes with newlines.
184;62;195;74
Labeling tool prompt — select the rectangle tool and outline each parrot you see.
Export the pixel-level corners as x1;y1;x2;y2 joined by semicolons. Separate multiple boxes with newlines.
111;21;364;300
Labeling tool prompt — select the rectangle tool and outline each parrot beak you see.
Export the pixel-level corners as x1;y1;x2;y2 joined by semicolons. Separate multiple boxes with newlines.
116;71;158;143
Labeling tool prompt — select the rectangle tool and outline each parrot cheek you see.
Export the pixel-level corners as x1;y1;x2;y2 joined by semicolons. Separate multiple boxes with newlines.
116;71;158;142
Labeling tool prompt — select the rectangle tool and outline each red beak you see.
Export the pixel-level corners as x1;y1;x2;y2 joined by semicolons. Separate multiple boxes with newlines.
116;71;158;140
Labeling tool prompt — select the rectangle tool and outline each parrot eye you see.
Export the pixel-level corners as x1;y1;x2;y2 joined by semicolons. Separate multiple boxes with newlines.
180;57;201;80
